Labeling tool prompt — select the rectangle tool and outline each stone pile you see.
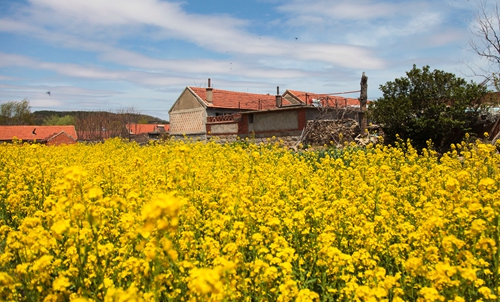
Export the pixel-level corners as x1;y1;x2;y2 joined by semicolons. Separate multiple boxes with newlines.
303;118;361;146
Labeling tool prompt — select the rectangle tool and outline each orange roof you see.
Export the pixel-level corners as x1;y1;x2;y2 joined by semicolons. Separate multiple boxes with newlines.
126;124;169;134
0;126;77;141
189;87;293;110
285;90;363;107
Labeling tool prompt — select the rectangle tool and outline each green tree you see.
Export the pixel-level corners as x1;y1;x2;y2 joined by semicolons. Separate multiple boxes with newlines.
369;65;489;151
42;115;75;125
0;99;34;125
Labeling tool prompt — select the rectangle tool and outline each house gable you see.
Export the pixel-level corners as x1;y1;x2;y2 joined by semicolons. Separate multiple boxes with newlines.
169;87;206;113
282;90;305;105
169;87;207;135
46;131;77;146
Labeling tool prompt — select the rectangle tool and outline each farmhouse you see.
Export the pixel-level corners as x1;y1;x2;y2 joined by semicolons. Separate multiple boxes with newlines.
0;125;78;145
125;123;170;142
169;79;299;136
168;78;366;143
126;123;169;135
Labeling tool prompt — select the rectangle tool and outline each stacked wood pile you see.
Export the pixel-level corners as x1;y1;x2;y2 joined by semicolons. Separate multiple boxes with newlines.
303;119;361;146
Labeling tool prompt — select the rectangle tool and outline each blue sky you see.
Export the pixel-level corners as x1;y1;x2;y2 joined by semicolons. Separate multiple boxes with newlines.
0;0;495;120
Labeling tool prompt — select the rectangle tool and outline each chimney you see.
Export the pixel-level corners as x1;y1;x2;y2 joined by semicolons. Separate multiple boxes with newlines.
275;86;282;108
206;78;213;104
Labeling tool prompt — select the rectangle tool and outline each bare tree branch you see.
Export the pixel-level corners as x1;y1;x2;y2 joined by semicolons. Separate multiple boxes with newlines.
469;1;500;87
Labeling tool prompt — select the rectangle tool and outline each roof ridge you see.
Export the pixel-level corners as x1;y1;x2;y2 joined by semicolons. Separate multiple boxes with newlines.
189;86;274;97
287;90;359;98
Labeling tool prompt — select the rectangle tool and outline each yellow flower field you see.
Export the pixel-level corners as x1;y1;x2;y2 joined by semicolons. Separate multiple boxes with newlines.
0;138;499;301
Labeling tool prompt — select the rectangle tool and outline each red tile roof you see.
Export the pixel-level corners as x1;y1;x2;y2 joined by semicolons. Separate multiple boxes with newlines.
0;126;78;142
189;87;293;110
126;124;169;134
285;90;363;107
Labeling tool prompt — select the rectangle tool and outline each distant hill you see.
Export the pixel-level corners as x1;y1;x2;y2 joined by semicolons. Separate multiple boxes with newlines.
33;110;169;125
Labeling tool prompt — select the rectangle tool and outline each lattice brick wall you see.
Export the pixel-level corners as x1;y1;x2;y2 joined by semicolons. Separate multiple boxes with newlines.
170;110;205;134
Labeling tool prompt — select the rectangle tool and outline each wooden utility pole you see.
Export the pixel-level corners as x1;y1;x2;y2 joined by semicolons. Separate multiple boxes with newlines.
359;72;368;133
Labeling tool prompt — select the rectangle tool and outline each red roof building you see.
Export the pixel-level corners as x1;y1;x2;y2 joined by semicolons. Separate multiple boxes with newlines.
284;90;362;108
168;79;367;137
187;87;295;110
168;80;303;135
0;125;78;145
126;124;169;135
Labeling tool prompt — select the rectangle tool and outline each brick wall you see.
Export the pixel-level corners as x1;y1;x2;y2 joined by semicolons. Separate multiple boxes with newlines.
169;109;206;134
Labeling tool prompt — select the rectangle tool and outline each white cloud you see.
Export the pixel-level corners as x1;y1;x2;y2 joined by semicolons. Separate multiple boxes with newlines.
29;98;65;108
98;49;309;77
277;0;401;20
28;0;248;46
0;19;40;33
344;11;443;47
0;50;333;89
0;0;489;119
275;0;463;53
16;0;386;68
0;18;116;54
428;29;467;47
0;53;37;67
0;75;15;81
288;43;386;69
